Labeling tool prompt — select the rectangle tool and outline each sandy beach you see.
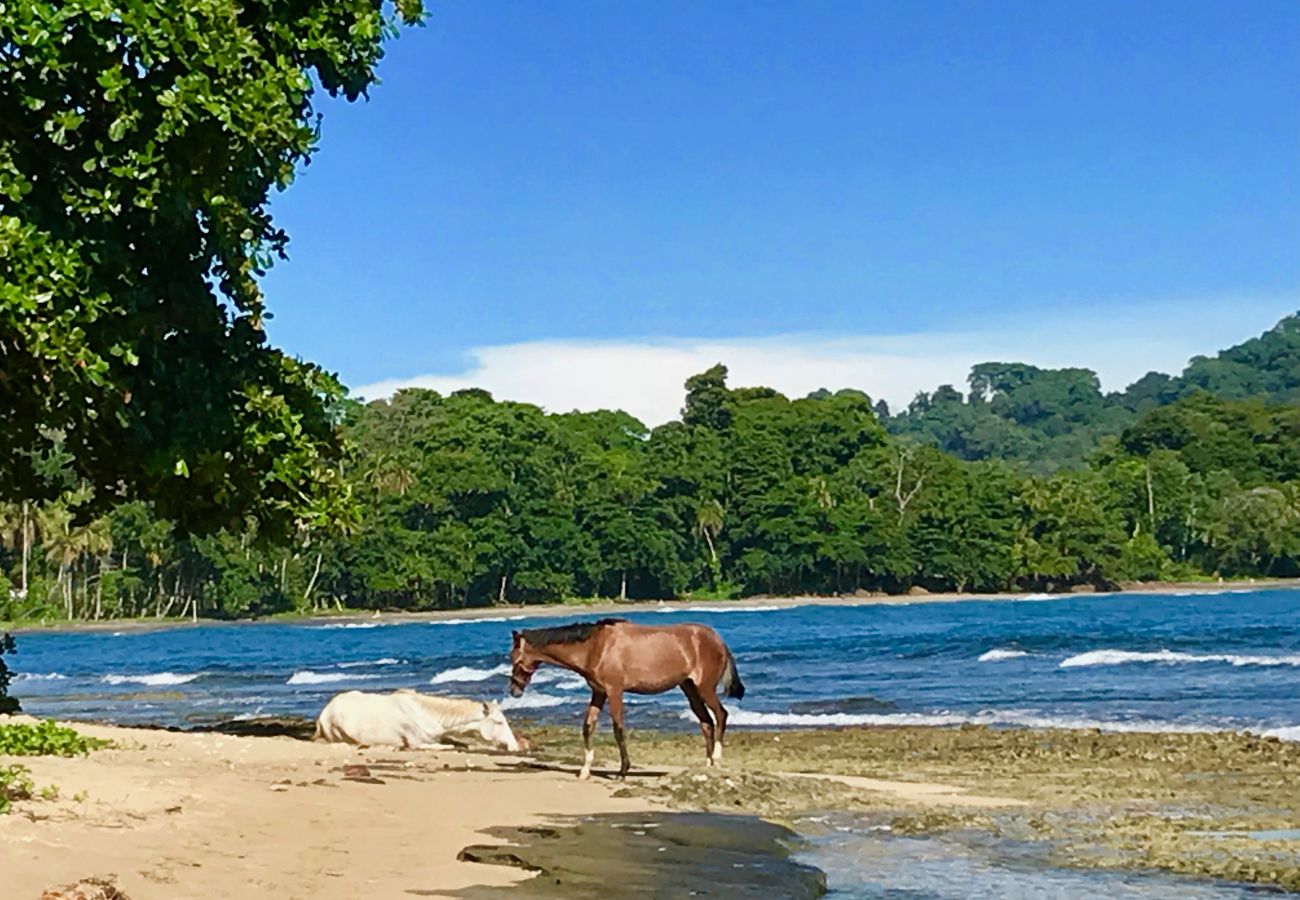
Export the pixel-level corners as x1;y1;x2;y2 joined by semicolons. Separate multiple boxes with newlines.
9;577;1299;636
1;716;1031;899
5;715;1300;896
0;717;658;899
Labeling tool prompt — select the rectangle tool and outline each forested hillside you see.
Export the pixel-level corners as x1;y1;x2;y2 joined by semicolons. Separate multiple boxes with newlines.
2;315;1298;620
886;313;1300;472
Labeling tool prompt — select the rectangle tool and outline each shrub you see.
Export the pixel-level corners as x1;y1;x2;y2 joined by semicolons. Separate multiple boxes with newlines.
0;720;111;756
0;763;33;813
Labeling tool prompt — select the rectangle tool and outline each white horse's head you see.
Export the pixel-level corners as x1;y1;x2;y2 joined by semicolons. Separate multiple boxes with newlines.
477;700;520;752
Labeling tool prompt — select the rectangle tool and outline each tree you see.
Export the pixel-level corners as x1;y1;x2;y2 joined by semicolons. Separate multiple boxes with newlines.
0;0;423;538
0;632;18;714
682;365;734;432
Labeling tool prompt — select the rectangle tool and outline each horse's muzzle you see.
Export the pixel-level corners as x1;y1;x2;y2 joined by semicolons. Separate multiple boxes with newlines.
509;683;524;698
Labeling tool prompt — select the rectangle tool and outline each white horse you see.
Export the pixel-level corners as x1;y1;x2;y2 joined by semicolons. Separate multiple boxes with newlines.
315;689;521;751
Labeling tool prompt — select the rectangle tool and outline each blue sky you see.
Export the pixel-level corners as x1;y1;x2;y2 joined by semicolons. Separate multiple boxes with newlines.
262;1;1300;424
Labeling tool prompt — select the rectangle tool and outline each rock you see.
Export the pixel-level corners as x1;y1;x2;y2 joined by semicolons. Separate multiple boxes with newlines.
41;876;129;900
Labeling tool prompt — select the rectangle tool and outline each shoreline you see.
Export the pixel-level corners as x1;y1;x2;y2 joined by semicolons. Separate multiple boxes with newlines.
4;717;1299;896
6;577;1297;636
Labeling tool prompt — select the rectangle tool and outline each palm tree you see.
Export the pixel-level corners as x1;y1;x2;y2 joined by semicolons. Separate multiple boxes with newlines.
0;501;35;595
695;499;725;585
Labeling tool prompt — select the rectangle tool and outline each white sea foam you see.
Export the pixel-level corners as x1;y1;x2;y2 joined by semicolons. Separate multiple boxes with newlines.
532;669;588;690
1262;725;1300;742
1060;649;1300;669
694;707;1269;737
103;672;201;687
429;615;530;626
978;649;1030;662
655;605;791;614
1012;593;1055;602
15;672;68;681
429;664;510;684
312;622;385;630
337;658;401;669
286;670;381;685
500;693;571;710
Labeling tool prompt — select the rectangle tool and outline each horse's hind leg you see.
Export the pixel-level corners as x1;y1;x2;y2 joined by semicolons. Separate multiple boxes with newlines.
579;690;606;780
608;690;631;778
698;683;728;765
681;681;716;765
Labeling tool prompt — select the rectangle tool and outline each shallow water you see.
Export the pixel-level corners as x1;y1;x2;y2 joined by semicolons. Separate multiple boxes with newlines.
10;589;1300;743
799;819;1269;899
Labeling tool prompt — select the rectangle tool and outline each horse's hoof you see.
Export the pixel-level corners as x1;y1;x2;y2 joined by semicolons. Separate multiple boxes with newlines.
577;770;592;781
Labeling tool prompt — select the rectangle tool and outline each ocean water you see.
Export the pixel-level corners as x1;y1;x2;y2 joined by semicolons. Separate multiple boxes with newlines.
9;588;1300;741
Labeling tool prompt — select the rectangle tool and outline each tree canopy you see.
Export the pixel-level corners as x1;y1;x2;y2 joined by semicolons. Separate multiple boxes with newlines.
0;0;423;538
888;312;1300;473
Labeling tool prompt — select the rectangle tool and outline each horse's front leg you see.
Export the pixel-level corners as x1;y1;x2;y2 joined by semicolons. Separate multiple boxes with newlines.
608;690;630;778
578;690;606;780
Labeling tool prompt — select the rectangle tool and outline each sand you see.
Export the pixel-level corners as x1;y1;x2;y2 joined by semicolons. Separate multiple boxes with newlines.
1;716;1032;899
0;717;656;899
8;717;1300;896
10;577;1298;635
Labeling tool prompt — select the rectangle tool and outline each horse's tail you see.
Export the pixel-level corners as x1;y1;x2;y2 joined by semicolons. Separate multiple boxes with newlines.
719;645;745;701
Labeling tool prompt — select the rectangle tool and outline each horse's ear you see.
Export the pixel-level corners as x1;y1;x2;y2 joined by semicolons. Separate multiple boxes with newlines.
511;630;521;644
481;701;491;716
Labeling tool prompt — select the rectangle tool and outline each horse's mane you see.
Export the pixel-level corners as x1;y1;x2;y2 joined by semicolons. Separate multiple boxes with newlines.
520;618;626;647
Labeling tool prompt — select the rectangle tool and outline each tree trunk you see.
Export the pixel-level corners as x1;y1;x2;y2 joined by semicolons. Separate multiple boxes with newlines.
19;501;30;594
620;571;627;602
303;552;324;608
1145;460;1156;527
498;574;508;605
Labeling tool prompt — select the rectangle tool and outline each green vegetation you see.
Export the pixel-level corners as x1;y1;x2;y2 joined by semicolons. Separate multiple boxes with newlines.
1;314;1299;620
0;719;112;756
0;1;423;540
887;314;1300;473
0;763;34;814
0;633;16;714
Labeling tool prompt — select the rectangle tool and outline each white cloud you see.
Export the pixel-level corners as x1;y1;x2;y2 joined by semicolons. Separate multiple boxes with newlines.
351;301;1295;427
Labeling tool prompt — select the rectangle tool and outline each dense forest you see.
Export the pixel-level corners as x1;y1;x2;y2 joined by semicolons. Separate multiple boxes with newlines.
1;313;1298;621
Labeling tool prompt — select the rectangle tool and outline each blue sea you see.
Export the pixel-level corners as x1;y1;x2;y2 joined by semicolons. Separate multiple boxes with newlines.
8;588;1299;898
10;589;1300;742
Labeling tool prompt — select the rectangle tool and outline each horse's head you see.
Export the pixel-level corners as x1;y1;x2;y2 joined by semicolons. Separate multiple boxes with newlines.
477;700;521;752
509;630;538;698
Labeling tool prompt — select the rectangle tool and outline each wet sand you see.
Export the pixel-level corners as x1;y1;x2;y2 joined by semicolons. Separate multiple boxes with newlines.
527;723;1300;892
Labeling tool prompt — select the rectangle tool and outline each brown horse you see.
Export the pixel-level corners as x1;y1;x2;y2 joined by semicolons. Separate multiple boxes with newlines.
509;618;744;779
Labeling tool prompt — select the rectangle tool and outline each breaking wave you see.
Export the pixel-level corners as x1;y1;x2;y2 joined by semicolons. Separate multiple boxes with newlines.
102;672;201;686
15;672;68;681
532;669;588;690
286;670;382;685
337;658;402;669
655;604;791;614
978;649;1030;662
429;615;530;626
429;664;510;684
1060;649;1300;669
